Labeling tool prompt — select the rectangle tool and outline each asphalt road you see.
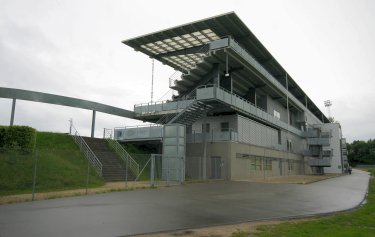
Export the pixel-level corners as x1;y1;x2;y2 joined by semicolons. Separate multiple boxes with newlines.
0;170;370;237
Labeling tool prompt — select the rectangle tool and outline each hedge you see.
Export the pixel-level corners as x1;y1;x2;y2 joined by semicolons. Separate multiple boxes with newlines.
0;126;36;153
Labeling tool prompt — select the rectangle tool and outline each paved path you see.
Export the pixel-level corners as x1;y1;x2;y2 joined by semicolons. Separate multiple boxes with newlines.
0;170;370;237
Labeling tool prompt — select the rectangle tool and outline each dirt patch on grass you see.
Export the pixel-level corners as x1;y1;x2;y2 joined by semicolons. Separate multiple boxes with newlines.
0;181;151;204
236;174;341;184
133;218;314;237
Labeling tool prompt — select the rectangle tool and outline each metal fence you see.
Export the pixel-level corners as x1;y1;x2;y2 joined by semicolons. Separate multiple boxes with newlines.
0;148;102;201
132;154;185;187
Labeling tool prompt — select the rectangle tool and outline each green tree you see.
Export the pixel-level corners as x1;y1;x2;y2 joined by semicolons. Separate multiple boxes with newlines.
348;139;375;165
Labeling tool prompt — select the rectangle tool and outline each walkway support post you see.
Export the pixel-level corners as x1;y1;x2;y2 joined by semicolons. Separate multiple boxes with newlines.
91;110;96;138
10;98;16;126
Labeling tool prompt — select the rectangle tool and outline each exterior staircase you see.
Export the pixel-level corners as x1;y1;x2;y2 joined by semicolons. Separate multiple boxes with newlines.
83;137;135;182
168;101;209;125
157;100;211;126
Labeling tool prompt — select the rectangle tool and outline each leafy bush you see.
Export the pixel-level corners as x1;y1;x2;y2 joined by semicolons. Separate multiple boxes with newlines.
0;126;36;153
0;126;6;147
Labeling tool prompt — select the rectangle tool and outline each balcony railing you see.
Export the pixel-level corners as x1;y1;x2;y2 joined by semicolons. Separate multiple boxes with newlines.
196;85;302;136
114;125;163;141
228;38;323;124
308;157;332;167
134;99;195;115
306;137;330;146
187;130;238;143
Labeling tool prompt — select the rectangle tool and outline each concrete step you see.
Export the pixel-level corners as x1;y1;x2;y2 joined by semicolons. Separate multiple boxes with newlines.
82;137;136;182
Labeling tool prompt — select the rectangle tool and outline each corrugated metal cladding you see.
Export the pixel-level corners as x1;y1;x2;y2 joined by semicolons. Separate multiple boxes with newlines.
237;116;278;148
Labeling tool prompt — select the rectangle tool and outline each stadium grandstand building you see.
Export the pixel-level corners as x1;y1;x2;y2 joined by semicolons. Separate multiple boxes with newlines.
116;12;348;181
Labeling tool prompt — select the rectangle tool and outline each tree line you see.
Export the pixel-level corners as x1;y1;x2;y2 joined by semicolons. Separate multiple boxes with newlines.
348;139;375;165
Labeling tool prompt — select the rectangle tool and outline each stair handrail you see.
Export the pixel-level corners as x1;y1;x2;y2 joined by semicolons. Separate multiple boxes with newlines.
167;100;200;124
69;119;103;176
104;129;140;178
155;87;199;125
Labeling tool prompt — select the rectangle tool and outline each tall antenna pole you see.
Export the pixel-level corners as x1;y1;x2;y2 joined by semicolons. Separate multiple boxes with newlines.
151;59;154;103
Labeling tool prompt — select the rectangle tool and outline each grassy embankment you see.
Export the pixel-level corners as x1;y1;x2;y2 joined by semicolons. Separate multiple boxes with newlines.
0;132;104;196
232;169;375;237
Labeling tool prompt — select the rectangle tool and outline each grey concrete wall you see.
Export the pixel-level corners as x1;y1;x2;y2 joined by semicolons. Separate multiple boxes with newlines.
186;142;231;180
306;109;322;126
192;115;238;133
237;115;279;149
280;130;306;154
321;123;343;174
266;95;288;124
228;142;305;180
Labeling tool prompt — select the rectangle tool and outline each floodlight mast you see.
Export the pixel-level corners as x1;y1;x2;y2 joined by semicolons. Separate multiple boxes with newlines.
151;59;154;103
324;100;332;120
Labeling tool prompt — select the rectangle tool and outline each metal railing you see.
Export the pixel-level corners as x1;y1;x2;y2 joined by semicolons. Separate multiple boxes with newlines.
134;98;195;115
104;129;140;178
187;129;238;143
196;85;303;136
113;125;163;141
69;119;102;176
228;38;324;124
308;157;332;167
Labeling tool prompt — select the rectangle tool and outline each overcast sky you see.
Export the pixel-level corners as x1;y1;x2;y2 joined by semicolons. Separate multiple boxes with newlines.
1;0;374;142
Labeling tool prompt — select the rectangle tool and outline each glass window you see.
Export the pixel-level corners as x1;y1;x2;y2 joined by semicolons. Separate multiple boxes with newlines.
221;122;229;132
273;110;280;120
202;123;210;133
288;161;294;171
287;139;292;152
255;158;262;170
265;159;272;170
250;157;256;170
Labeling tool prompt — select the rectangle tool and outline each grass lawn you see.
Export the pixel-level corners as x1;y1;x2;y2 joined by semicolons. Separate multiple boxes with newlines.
0;132;104;196
247;169;375;237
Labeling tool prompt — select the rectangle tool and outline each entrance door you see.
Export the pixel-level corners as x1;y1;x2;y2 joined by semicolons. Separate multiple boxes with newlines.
279;160;283;176
211;156;222;179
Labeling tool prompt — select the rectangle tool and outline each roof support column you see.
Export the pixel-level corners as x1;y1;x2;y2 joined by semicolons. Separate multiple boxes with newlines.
91;110;96;138
10;98;16;126
286;74;290;157
201;112;207;180
212;63;220;88
305;96;308;109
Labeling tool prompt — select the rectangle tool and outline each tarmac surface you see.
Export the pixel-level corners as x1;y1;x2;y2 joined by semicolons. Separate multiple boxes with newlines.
0;170;370;237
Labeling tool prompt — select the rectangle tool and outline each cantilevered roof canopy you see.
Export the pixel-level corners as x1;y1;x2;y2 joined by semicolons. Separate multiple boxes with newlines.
122;12;329;123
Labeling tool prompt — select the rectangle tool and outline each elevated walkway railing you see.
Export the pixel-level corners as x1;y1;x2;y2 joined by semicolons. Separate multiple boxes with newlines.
187;129;238;143
69;119;102;176
196;85;303;136
134;99;195;115
308;157;332;167
227;38;325;124
114;125;163;141
104;129;140;177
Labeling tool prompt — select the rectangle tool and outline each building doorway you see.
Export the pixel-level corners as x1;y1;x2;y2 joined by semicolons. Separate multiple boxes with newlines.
211;156;222;179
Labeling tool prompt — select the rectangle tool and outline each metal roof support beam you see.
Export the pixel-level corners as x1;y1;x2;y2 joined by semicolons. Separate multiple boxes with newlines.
91;110;96;138
254;84;266;89
229;66;245;73
213;63;220;87
10;98;16;126
155;44;209;59
0;87;135;119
